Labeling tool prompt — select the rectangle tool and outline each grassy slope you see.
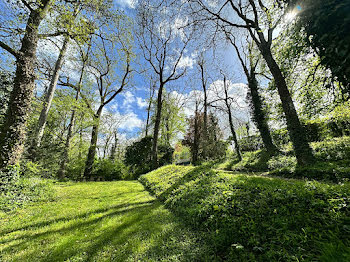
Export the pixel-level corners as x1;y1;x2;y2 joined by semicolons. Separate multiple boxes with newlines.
140;165;350;261
0;181;213;262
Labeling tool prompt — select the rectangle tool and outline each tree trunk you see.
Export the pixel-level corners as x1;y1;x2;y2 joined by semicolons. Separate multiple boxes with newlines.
30;36;70;159
58;61;86;179
192;106;200;164
145;98;152;137
258;43;314;165
84;107;103;178
152;83;164;168
0;0;52;170
57;108;76;180
200;63;208;159
247;71;277;154
109;133;118;160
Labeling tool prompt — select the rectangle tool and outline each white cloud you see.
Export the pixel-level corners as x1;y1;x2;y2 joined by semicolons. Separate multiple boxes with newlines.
119;112;143;131
116;0;137;9
136;97;148;108
122;91;136;108
177;55;196;69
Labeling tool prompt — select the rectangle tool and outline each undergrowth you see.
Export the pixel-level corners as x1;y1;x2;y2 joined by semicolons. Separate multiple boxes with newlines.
0;166;54;212
140;165;350;261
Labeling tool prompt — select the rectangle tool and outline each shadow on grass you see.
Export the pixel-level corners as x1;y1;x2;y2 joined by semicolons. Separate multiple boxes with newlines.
0;193;147;236
0;184;214;262
157;164;216;201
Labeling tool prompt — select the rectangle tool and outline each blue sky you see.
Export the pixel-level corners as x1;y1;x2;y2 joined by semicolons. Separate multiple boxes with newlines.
0;0;248;141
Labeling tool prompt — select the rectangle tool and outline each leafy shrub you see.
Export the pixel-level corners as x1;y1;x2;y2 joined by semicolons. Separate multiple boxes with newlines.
124;136;174;178
312;136;350;161
92;159;126;181
66;157;86;181
20;161;44;178
230;150;272;172
267;155;297;171
239;135;263;152
0;165;54;211
140;165;350;261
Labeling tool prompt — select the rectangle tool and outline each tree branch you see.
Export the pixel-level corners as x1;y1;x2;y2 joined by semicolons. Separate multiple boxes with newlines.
0;40;19;57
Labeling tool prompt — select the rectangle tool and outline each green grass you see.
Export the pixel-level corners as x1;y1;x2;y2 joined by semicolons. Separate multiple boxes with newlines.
140;165;350;261
0;181;214;262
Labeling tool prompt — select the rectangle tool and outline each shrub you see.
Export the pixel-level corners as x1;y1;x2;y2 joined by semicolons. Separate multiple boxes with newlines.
140;165;350;261
0;165;54;211
239;135;263;152
312;136;350;161
92;159;126;181
124;136;175;178
20;161;44;178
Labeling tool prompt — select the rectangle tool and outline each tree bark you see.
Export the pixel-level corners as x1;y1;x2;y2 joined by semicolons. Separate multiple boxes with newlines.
109;132;117;160
258;43;314;165
145;97;152;137
247;71;277;154
0;0;53;170
192;104;200;164
223;80;242;161
84;106;103;178
152;83;164;168
199;62;208;160
30;36;70;159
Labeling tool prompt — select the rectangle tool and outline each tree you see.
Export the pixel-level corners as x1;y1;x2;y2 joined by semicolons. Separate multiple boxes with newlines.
0;0;53;170
210;73;242;161
228;36;277;155
283;0;350;98
60;20;133;178
136;0;192;168
183;111;226;164
57;38;92;179
29;4;94;159
188;0;314;166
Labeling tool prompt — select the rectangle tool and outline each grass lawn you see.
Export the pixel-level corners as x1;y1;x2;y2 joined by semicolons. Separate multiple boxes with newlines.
0;181;213;262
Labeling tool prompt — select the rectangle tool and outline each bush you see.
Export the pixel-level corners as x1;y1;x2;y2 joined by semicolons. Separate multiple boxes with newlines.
312;136;350;161
229;150;272;172
239;135;263;152
124;136;174;178
0;165;54;211
140;165;350;261
92;159;126;181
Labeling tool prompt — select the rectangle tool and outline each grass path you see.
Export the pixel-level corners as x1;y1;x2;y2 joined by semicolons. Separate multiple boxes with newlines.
0;181;211;262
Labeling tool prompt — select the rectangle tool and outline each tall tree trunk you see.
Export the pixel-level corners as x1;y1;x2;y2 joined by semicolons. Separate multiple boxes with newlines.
200;63;208;159
192;104;200;164
247;71;277;154
30;36;70;159
223;79;242;161
152;83;164;168
145;97;152;137
84;107;103;178
109;133;117;160
57;106;76;180
258;44;314;165
230;39;277;155
0;0;52;170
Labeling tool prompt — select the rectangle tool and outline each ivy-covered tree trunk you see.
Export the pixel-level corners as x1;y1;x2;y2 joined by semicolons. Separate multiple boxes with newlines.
84;107;103;178
0;0;53;170
199;62;208;159
152;83;164;168
192;109;200;165
30;36;70;159
259;44;314;165
247;71;277;155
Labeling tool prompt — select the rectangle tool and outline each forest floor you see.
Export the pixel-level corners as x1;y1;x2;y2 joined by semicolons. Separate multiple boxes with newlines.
0;181;212;262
